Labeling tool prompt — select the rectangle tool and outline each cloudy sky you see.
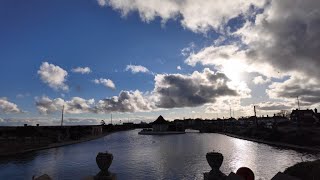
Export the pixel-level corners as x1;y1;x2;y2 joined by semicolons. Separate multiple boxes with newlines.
1;0;319;126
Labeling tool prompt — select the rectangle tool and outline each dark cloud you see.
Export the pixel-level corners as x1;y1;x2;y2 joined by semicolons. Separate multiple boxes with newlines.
35;69;250;114
267;76;320;105
154;68;240;108
239;0;320;78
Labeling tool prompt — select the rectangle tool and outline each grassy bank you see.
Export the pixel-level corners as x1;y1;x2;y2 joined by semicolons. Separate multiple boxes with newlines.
0;132;111;157
0;124;135;157
202;123;320;152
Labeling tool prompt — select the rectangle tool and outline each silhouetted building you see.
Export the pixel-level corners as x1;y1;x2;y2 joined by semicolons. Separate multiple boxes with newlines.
290;109;319;124
152;115;170;132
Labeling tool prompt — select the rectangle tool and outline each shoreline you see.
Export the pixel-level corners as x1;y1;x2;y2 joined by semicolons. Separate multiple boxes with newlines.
219;132;320;152
0;132;114;157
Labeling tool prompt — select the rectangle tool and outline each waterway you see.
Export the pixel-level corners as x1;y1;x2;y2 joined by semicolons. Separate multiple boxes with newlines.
0;129;319;180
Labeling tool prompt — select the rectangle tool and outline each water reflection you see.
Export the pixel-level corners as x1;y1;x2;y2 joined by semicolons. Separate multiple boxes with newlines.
0;129;319;180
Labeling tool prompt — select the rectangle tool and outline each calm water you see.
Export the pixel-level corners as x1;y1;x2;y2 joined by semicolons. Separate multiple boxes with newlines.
0;129;319;180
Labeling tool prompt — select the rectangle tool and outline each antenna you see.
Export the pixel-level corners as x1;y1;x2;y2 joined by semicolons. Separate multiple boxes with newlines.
111;114;113;125
297;96;300;110
254;105;258;127
229;106;232;118
61;105;64;126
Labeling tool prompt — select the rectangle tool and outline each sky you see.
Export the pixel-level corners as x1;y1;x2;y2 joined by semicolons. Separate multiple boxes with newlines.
1;0;320;126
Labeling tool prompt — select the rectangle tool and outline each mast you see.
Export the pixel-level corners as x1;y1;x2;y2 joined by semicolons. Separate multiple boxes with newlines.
254;105;258;127
111;113;113;125
297;96;300;110
61;105;64;126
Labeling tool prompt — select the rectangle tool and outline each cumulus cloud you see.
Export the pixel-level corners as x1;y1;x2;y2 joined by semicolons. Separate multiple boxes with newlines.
180;0;320;107
98;0;266;33
253;76;271;85
177;66;181;70
0;98;22;114
93;90;155;113
235;0;320;80
93;78;116;90
267;75;320;105
256;101;294;111
35;68;252;114
233;0;320;106
35;96;95;115
35;96;65;114
125;65;150;74
71;67;92;74
38;62;69;91
185;44;283;79
205;97;252;116
35;91;154;114
153;68;250;108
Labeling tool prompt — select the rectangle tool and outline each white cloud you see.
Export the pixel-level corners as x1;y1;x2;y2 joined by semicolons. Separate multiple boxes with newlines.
0;98;22;114
125;65;150;74
35;91;154;114
35;96;95;115
267;75;320;105
38;62;69;91
232;0;320;81
181;42;195;56
256;101;294;111
253;76;271;85
166;0;320;108
98;0;266;33
185;44;283;80
71;67;92;74
16;93;30;99
177;66;181;70
35;96;65;114
93;78;116;90
94;90;155;113
35;68;251;115
97;0;106;6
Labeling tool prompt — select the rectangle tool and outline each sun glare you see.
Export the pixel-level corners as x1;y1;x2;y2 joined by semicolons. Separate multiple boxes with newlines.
221;61;245;83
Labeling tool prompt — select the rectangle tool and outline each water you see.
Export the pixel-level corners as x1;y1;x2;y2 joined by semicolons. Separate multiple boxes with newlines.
0;129;319;180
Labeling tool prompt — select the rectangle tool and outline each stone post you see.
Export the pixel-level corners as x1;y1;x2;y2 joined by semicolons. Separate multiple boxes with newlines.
204;152;226;180
94;151;116;180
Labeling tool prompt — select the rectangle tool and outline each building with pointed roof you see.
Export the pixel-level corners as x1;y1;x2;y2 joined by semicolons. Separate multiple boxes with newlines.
152;115;170;132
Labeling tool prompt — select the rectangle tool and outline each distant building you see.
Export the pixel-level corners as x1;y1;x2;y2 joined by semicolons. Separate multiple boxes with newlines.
290;109;319;124
152;115;170;132
138;115;185;135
